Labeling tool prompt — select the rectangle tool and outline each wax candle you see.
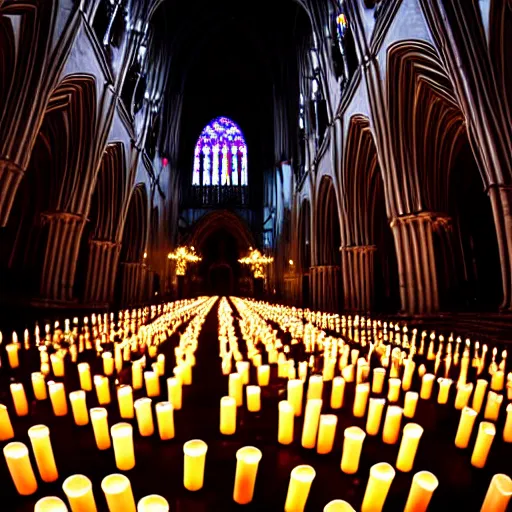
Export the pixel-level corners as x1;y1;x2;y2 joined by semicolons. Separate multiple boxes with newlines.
330;376;345;409
317;414;338;454
183;439;208;491
298;361;308;381
342;364;355;382
134;397;154;437
233;446;262;504
78;363;93;391
144;371;160;398
111;423;135;470
6;343;20;368
420;374;435;400
167;377;182;410
402;360;415;391
103;352;114;376
63;474;97;512
437;378;453;404
49;381;68;416
472;379;488;413
341;426;366;474
156;354;166;376
480;473;512;512
173;366;184;386
229;373;243;407
278;400;294;445
246;385;261;412
34;497;68;512
94;375;111;405
236;361;250;384
28;425;59;482
366;398;386;436
396;423;423;472
483;391;503;421
301;399;322;449
307;375;323;401
387;378;401;403
382;406;403;444
155;401;175;440
10;383;29;416
323;500;356;511
504;404;512;443
220;396;237;435
101;474;136;512
114;385;134;419
403;471;439;512
471;421;496;468
3;442;38;495
372;368;386;394
353;382;370;418
132;362;143;390
454;406;478;449
69;390;88;426
403;392;418;419
288;379;304;416
361;462;395;512
137;495;169;512
491;370;505;391
32;372;48;400
284;465;316;512
0;404;14;440
258;365;270;386
454;383;473;410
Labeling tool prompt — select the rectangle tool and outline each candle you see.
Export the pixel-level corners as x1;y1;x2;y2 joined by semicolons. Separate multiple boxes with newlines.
144;371;160;397
183;439;208;491
454;383;473;410
372;368;386;394
236;361;250;384
420;374;435;400
403;471;439;512
69;390;89;426
49;381;68;416
10;383;29;416
491;370;505;391
35;497;68;512
62;474;97;512
366;398;386;436
117;385;134;419
0;404;14;440
317;414;338;454
396;423;423;472
155;401;175;440
91;407;111;450
387;378;401;403
32;372;48;400
284;465;316;512
455;406;478;448
220;396;237;435
102;352;114;376
436;378;453;404
3;442;38;495
167;377;182;410
94;375;111;405
341;426;366;474
28;425;59;482
132;362;143;390
353;383;370;418
229;373;243;406
111;423;135;470
403;392;418;419
472;379;488;413
155;354;166;376
301;399;322;449
278;400;294;445
137;495;169;511
307;374;323;401
6;343;20;368
480;473;512;512
78;363;93;391
341;364;355;382
101;474;136;512
402;360;415;391
134;398;154;437
233;446;262;504
246;385;261;412
50;353;65;377
323;500;356;512
287;379;304;416
382;406;403;444
361;462;395;512
504;404;512;443
258;365;270;386
483;391;503;421
330;376;345;409
471;421;496;468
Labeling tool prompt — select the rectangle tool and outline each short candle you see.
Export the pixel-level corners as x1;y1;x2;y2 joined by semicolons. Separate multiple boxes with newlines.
246;385;261;412
155;401;175;440
330;376;345;409
353;382;370;418
101;473;137;512
28;424;59;482
396;423;423;472
62;474;97;512
471;421;496;468
167;377;182;410
382;405;403;445
455;406;478;449
361;462;395;512
301;399;322;449
403;471;439;512
341;426;366;474
118;385;135;419
288;379;304;416
69;390;89;426
278;400;294;445
284;465;316;512
111;423;135;470
366;398;386;436
49;381;68;416
3;441;38;495
10;383;29;416
233;446;262;504
220;396;237;435
134;397;154;437
90;407;111;450
183;439;208;491
317;414;338;454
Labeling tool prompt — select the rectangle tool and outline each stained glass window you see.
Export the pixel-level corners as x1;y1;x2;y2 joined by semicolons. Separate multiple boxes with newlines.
193;117;248;187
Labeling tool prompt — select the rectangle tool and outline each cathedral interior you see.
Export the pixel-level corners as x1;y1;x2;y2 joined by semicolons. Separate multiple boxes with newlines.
0;0;511;511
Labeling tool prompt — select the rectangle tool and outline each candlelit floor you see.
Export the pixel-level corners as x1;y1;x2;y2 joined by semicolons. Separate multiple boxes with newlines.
1;298;511;511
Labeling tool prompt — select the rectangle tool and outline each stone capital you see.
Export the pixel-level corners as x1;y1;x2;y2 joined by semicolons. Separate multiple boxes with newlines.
390;211;452;228
40;211;86;224
340;245;377;253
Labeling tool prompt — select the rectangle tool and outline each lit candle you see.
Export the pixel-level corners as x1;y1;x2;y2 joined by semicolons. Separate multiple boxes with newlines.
258;365;270;386
361;462;395;512
49;381;68;416
229;373;243;407
420;374;435;400
32;372;48;400
167;377;182;410
220;396;237;435
396;423;423;472
144;371;160;397
278;400;294;445
341;426;366;474
387;378;401;403
287;379;304;416
471;421;496;468
134;397;154;437
111;423;135;470
317;414;338;454
233;446;262;504
437;378;453;404
34;497;68;512
323;500;356;511
284;465;316;512
137;495;169;512
403;392;418;419
472;379;488;413
307;374;323;401
78;363;93;391
353;383;370;418
491;370;505;392
366;398;386;436
6;343;20;368
132;362;143;390
382;405;403;444
504;404;512;443
10;383;29;416
183;439;208;491
454;383;473;410
0;404;14;440
101;473;136;512
3;442;38;495
236;361;250;384
28;424;58;482
454;406;478;449
94;375;111;405
115;385;134;419
90;407;111;450
372;368;386;394
155;401;175;440
480;473;512;512
63;474;97;512
403;471;439;512
330;376;345;409
402;360;415;391
483;391;503;421
102;352;114;376
69;390;89;426
301;399;322;449
50;354;65;377
246;385;261;412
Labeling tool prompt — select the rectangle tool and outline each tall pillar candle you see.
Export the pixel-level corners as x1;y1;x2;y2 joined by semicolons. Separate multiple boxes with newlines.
387;378;401;403
288;379;304;416
361;462;395;512
307;375;323;401
229;373;243;407
117;385;134;419
278;400;294;445
420;374;435;400
144;371;160;397
101;474;136;512
402;360;415;391
69;390;89;426
284;465;316;512
102;352;114;376
437;378;453;404
137;495;169;512
258;365;270;386
34;497;68;512
491;370;505;392
10;383;29;416
246;385;261;412
94;375;111;405
480;473;512;512
455;407;478;448
366;398;386;436
132;362;143;390
6;343;20;368
49;381;68;416
372;368;386;394
236;361;250;385
403;392;418;419
504;403;512;443
50;354;65;377
155;401;175;440
301;399;322;449
134;398;154;437
91;408;111;450
396;423;423;472
111;423;135;470
471;421;496;468
317;414;337;454
330;376;345;409
28;424;59;482
167;377;182;410
32;372;48;400
233;446;262;504
63;474;97;512
472;379;488;413
483;391;503;421
353;383;370;418
183;440;208;491
3;442;38;495
454;383;473;410
220;396;237;435
403;471;439;512
341;426;366;474
0;404;14;441
78;363;92;391
382;406;403;444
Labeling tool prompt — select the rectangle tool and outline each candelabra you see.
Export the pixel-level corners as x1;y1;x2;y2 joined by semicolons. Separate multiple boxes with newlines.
238;249;273;279
167;246;202;276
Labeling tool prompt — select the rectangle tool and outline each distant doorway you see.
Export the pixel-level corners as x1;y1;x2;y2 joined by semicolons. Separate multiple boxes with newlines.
209;263;234;296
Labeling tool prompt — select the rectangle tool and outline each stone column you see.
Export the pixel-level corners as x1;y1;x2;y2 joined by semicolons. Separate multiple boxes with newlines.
309;265;340;312
84;240;121;304
119;262;146;306
0;160;24;227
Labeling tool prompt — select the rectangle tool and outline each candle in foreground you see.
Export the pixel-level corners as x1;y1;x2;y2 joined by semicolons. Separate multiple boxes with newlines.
90;408;111;450
78;363;93;391
0;404;14;441
137;495;170;512
229;373;243;407
372;368;386;394
403;471;439;512
396;423;423;472
167;377;182;410
69;390;89;426
382;405;403;444
361;462;395;512
118;385;135;419
94;375;111;405
32;372;48;400
10;383;29;416
437;378;453;404
63;474;97;512
366;398;385;436
483;391;503;421
258;365;270;386
49;381;68;416
101;473;136;512
387;378;401;403
3;441;38;495
220;396;237;435
420;374;435;400
288;379;304;416
284;465;316;512
330;376;345;409
144;371;160;397
35;497;68;512
301;399;322;449
471;421;496;468
183;439;208;491
323;500;356;511
341;426;366;474
480;473;512;512
111;423;135;470
233;446;262;504
246;385;261;412
454;383;473;410
353;382;370;418
6;343;20;368
134;398;154;437
278;400;294;445
472;379;488;413
403;391;418;419
307;375;323;400
28;425;59;482
155;401;175;440
317;414;338;454
455;406;478;449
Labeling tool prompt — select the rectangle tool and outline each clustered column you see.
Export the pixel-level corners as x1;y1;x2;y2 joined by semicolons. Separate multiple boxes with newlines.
309;266;341;312
84;240;121;304
340;245;376;312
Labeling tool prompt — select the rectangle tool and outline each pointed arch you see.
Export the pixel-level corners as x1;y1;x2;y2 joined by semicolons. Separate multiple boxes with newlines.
120;183;149;263
298;199;311;273
316;176;341;266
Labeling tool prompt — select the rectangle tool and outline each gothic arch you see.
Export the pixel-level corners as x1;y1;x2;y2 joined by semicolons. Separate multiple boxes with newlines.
315;175;341;266
120;183;149;264
298;199;311;307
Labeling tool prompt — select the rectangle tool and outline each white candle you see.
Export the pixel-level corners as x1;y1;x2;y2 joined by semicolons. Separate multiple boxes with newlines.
118;385;134;419
284;465;316;512
403;471;439;512
317;414;338;454
382;406;403;444
137;495;169;512
301;399;322;449
62;474;97;511
220;396;237;435
361;462;395;512
258;365;270;386
111;423;135;470
480;473;512;512
101;473;136;512
183;439;208;491
4;441;38;495
341;426;366;474
233;446;262;504
155;401;175;440
28;424;59;482
167;377;182;410
471;421;496;468
396;423;423;472
246;385;261;412
278;400;294;445
35;497;68;512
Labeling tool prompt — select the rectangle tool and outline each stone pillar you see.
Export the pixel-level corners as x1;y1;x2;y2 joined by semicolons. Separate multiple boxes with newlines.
0;160;24;227
309;265;340;312
83;240;121;304
119;262;146;306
